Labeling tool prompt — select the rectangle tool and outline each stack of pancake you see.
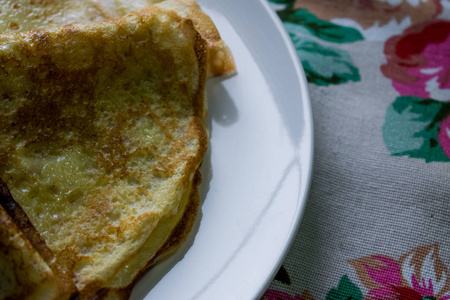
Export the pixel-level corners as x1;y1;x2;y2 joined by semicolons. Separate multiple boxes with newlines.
0;1;235;299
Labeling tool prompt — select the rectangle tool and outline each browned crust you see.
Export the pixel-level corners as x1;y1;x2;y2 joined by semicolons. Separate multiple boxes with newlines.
85;116;208;299
177;0;236;77
0;178;53;263
0;178;79;298
156;0;236;77
150;169;202;264
187;5;236;77
85;169;202;300
0;204;43;299
191;20;208;117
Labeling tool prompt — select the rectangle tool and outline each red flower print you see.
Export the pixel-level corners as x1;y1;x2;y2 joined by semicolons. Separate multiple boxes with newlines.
382;21;450;101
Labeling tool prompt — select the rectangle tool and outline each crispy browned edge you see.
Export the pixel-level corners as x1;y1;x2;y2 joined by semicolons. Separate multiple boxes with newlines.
77;119;208;300
0;178;79;299
0;6;209;300
161;0;236;77
88;170;202;300
188;0;236;77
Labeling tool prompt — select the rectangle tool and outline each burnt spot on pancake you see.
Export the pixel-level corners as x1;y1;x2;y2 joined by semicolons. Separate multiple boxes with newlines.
8;22;19;30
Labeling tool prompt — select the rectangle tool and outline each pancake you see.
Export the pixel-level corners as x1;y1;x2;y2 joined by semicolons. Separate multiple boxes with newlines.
0;178;77;299
0;0;111;32
0;0;236;78
0;4;221;299
0;205;71;299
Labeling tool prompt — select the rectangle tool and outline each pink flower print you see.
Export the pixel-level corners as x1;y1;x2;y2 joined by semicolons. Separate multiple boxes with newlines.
438;115;450;159
263;290;315;300
362;255;403;287
350;244;450;299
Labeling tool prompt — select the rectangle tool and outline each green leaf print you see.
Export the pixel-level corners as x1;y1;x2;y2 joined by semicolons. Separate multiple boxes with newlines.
383;96;450;162
325;275;363;300
290;34;360;86
269;0;294;4
269;0;362;86
280;9;364;43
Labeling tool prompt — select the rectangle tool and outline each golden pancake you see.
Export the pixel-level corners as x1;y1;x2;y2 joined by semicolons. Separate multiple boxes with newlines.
0;3;224;298
0;0;236;77
0;205;71;299
0;178;77;299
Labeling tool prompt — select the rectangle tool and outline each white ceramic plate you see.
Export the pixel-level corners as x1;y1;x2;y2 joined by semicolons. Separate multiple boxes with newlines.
131;0;313;299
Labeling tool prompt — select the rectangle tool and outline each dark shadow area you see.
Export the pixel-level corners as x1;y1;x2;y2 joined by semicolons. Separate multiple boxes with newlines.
206;78;239;127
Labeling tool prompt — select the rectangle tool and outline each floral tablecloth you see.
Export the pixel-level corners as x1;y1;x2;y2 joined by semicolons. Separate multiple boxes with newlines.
262;0;450;299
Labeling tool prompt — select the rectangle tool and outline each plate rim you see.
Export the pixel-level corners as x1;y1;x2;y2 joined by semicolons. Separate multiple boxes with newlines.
254;0;314;297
